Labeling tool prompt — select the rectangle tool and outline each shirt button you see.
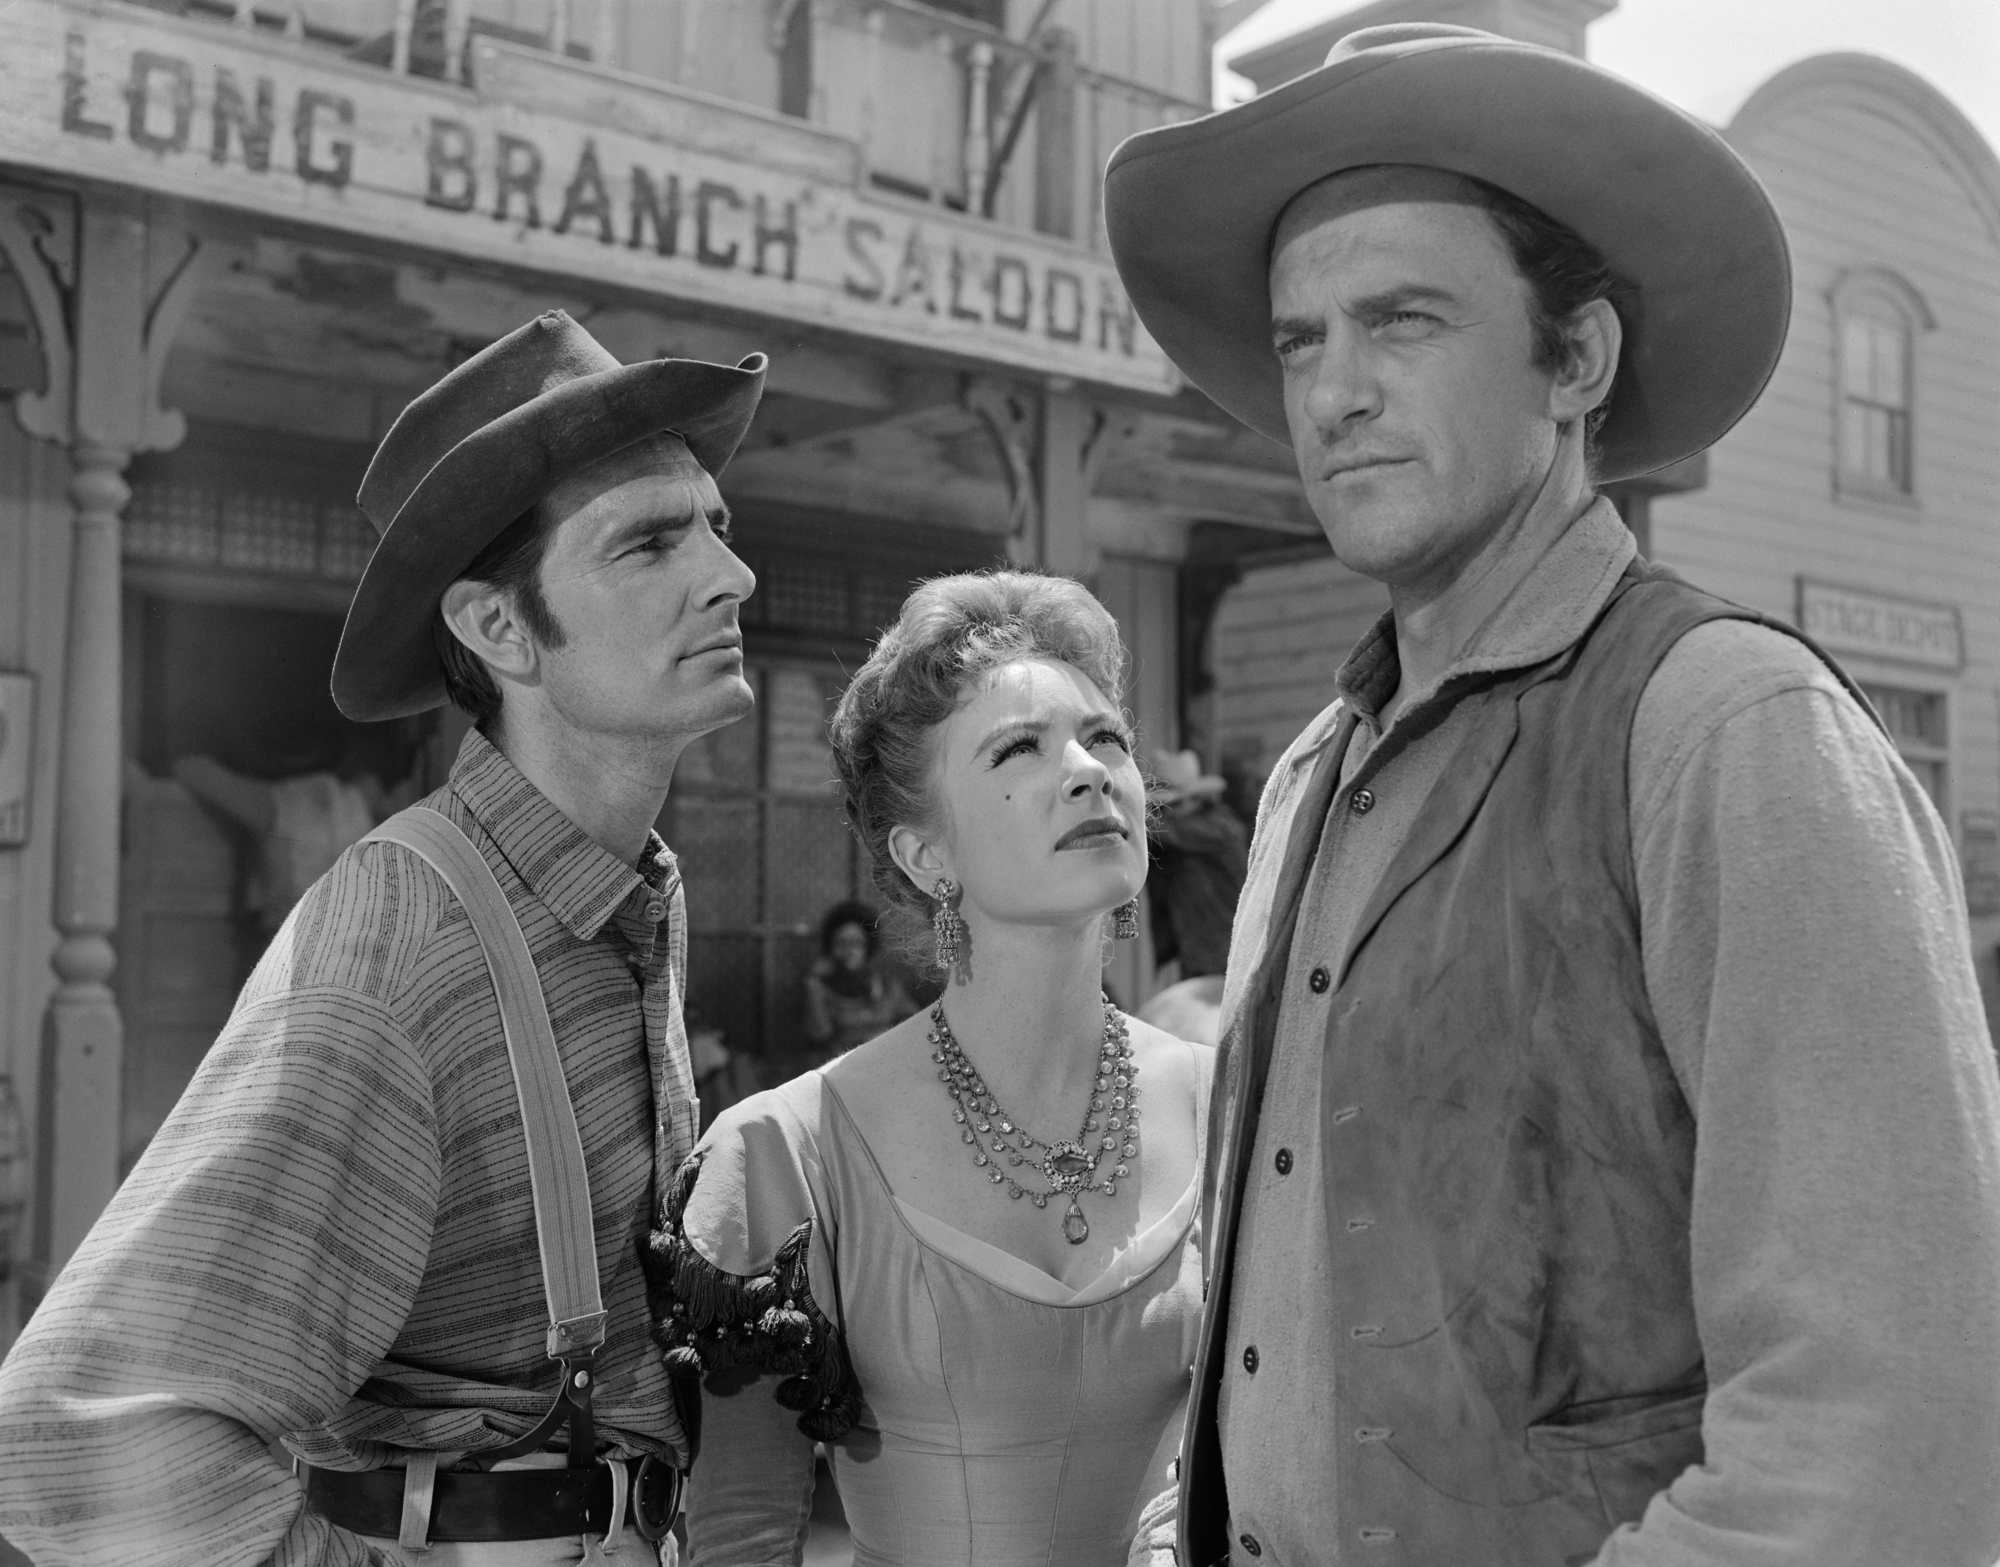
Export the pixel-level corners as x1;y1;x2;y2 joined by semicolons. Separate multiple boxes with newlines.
1242;1345;1259;1374
1239;1533;1263;1557
644;899;667;922
1349;787;1375;815
1308;966;1330;993
1274;1147;1294;1175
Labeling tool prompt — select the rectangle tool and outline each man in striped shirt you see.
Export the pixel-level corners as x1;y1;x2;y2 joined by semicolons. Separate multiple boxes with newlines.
0;312;769;1565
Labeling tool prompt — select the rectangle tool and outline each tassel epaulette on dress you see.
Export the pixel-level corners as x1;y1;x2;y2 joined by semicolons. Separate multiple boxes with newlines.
643;1150;862;1442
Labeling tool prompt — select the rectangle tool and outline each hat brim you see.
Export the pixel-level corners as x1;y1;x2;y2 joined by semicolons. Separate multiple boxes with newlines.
1105;35;1791;482
332;353;765;721
1149;777;1228;802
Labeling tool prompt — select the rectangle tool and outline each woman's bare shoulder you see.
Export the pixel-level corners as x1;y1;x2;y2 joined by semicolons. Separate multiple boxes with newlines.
817;1010;932;1119
1122;1013;1214;1107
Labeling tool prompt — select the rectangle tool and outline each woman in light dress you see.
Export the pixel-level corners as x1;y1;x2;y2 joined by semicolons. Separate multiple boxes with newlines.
644;571;1213;1566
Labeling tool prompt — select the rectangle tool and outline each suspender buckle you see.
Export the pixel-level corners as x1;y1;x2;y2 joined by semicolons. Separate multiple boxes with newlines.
548;1312;609;1359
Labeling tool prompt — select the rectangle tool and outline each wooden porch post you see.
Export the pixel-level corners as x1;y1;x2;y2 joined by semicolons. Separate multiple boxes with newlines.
1;188;208;1267
1032;26;1080;240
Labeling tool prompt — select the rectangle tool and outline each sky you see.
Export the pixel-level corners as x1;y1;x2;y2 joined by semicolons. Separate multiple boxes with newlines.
1216;0;2000;156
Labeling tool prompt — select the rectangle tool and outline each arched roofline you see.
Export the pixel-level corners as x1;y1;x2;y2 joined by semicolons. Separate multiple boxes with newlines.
1729;53;2000;252
1830;264;1938;332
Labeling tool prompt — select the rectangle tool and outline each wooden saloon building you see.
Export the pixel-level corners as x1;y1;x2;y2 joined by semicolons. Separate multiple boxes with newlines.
0;0;1322;1328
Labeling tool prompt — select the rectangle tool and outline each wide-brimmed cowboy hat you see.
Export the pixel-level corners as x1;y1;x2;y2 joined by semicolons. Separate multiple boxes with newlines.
1148;748;1227;804
1104;23;1791;483
332;310;767;721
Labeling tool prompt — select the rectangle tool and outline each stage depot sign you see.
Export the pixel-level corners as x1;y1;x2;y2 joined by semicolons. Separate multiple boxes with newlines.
1798;579;1963;671
3;1;1179;395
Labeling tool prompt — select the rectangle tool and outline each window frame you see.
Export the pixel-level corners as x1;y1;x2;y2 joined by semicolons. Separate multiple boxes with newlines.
1828;267;1934;509
1855;674;1953;826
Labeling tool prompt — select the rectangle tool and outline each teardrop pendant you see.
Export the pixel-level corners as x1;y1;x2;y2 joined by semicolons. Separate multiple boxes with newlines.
1061;1197;1090;1245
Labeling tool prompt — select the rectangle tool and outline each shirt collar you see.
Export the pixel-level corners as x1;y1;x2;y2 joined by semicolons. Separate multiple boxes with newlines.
447;727;678;943
1299;496;1637;763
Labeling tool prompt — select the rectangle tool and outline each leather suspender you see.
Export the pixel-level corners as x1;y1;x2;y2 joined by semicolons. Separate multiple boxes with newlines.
364;807;606;1472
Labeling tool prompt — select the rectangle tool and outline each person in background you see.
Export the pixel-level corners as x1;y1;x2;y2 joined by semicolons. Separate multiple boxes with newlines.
1141;750;1248;987
0;310;767;1565
173;728;422;941
1134;750;1249;1051
645;570;1212;1566
799;898;916;1070
1106;22;2000;1567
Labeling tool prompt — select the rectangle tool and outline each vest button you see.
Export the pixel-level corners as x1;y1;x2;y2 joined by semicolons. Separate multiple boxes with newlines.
1274;1147;1294;1175
1242;1344;1259;1374
1239;1533;1263;1556
1349;786;1375;815
1308;966;1330;993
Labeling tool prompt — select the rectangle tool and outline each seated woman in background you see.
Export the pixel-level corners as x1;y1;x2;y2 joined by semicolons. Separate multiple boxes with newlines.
799;899;917;1070
645;571;1212;1567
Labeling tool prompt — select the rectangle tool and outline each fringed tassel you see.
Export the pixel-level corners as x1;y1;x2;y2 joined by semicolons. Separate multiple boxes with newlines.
642;1149;862;1442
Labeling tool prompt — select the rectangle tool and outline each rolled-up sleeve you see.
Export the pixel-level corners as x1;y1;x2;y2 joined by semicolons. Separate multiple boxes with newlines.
0;986;439;1567
1607;621;2000;1565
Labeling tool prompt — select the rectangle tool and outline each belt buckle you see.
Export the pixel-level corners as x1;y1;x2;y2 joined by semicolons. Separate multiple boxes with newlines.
631;1453;684;1543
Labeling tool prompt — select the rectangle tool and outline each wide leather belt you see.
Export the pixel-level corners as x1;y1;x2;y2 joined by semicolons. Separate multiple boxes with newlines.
302;1454;683;1543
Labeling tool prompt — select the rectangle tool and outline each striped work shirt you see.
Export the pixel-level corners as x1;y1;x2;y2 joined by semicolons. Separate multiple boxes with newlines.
0;729;699;1567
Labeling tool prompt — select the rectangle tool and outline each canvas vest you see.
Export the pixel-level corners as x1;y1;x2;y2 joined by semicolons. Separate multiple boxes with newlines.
1181;563;1869;1567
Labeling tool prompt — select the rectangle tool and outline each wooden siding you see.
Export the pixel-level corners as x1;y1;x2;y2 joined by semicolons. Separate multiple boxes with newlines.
1059;0;1209;104
616;1;785;116
1208;551;1386;790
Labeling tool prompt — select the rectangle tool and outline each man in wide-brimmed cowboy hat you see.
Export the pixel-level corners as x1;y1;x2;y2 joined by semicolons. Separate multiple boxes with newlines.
0;311;766;1564
1109;25;2000;1567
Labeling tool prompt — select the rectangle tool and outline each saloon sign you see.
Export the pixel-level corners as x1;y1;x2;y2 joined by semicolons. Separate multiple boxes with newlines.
1;1;1180;394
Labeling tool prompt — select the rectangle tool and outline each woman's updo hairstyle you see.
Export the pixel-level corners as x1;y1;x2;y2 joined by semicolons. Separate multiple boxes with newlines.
830;570;1130;918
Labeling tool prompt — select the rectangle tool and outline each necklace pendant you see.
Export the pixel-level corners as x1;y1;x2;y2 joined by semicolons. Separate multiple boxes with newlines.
1042;1139;1095;1193
1061;1196;1089;1245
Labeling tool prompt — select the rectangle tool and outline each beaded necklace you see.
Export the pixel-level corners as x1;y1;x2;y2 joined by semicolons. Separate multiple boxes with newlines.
926;997;1137;1245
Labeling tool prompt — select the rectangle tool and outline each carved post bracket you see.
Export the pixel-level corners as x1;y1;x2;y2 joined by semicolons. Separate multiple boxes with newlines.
0;190;79;446
965;376;1143;582
136;227;217;455
0;189;216;455
964;375;1040;561
1081;404;1141;493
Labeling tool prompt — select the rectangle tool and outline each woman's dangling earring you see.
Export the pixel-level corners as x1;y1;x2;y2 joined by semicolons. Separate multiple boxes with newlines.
1113;899;1140;940
932;878;969;979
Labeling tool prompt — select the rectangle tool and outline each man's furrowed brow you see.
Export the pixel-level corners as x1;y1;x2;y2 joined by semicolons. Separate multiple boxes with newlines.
1271;312;1321;344
1347;283;1461;315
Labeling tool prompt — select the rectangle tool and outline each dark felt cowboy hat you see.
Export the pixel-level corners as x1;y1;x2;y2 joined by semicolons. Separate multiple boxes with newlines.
1103;23;1792;483
332;310;767;721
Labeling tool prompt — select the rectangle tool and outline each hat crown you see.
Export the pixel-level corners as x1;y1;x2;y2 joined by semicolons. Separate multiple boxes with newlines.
1323;21;1508;69
357;310;622;535
1149;748;1226;799
1154;749;1205;789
